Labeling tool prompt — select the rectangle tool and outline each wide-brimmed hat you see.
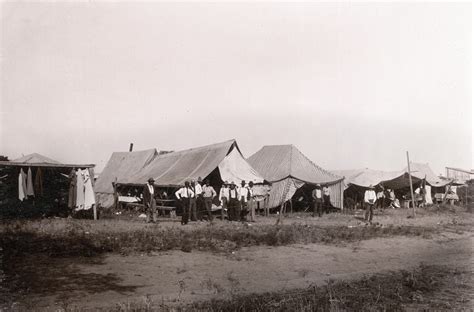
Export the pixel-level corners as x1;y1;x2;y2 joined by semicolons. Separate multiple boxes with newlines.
148;177;155;183
197;177;203;182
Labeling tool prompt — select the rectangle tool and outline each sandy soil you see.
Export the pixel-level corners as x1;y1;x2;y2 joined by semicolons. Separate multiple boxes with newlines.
22;229;472;310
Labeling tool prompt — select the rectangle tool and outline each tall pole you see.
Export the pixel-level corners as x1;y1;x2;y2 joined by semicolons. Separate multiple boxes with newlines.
406;151;416;217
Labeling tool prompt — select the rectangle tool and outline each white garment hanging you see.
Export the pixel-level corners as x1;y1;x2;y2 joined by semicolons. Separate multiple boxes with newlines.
18;170;26;201
83;169;95;210
75;169;85;210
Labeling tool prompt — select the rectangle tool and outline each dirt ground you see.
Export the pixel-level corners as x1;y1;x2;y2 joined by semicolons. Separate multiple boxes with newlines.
7;210;472;311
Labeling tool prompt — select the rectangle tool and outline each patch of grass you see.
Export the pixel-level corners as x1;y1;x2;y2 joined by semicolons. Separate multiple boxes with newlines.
55;264;470;311
184;265;472;311
0;220;437;258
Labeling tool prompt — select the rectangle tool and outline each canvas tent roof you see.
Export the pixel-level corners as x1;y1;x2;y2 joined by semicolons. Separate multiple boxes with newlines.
332;168;403;188
248;145;343;209
0;153;94;169
94;148;158;194
333;162;451;190
118;140;263;186
247;145;342;184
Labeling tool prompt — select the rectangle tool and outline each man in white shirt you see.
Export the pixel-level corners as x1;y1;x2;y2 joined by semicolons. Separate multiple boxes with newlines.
312;184;323;217
175;181;194;225
189;180;198;221
247;181;256;222
227;182;239;221
364;185;377;223
239;180;249;221
195;177;204;220
323;184;331;213
219;181;230;220
202;180;217;222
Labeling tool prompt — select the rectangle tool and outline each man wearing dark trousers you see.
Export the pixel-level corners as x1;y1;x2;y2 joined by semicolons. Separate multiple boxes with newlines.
312;184;323;217
143;178;157;223
239;180;249;221
227;182;239;221
189;180;198;221
175;181;194;225
323;184;332;213
364;185;377;223
202;179;216;221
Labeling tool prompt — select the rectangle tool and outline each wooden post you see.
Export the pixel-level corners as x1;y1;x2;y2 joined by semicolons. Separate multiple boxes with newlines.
129;143;134;152
406;152;416;217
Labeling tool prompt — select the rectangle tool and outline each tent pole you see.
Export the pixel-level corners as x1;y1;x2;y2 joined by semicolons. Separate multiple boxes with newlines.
340;181;344;213
406;151;416;217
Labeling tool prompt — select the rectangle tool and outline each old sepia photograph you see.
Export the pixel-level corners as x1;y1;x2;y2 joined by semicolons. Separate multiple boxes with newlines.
0;1;472;311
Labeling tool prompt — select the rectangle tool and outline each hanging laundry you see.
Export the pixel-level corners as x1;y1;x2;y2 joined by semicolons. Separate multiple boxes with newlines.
18;169;26;201
21;169;27;197
26;167;35;197
83;169;95;210
34;167;44;197
75;169;85;210
68;169;77;209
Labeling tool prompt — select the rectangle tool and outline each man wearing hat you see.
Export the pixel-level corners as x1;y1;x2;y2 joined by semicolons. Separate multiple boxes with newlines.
364;185;377;223
175;181;194;225
195;177;204;220
202;179;217;221
227;182;239;221
189;180;198;221
311;184;323;217
143;178;157;223
219;181;230;220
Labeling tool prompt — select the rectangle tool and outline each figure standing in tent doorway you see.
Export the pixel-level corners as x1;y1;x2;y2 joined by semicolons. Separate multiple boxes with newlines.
322;184;331;213
364;185;377;224
312;184;323;217
143;178;157;223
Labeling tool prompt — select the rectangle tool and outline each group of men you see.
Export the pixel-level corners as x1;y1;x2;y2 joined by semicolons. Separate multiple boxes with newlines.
310;184;332;217
174;178;258;225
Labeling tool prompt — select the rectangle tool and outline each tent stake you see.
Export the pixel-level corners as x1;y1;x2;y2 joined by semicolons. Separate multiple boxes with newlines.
406;151;416;217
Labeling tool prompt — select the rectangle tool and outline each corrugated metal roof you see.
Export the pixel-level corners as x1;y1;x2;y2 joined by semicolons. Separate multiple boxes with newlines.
94;148;158;194
248;145;342;184
13;153;60;164
0;153;94;169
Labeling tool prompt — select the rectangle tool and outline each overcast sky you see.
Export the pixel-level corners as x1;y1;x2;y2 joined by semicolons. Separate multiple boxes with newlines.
1;2;472;175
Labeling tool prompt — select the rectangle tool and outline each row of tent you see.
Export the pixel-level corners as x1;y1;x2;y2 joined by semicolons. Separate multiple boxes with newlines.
2;139;462;214
95;139;345;209
96;138;459;210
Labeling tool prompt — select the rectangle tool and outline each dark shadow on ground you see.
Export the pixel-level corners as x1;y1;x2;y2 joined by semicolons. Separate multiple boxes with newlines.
1;240;142;308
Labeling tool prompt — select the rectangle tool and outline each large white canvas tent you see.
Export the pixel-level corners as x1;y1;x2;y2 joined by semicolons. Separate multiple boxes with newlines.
118;140;263;186
96;140;263;207
95;149;158;207
248;145;344;209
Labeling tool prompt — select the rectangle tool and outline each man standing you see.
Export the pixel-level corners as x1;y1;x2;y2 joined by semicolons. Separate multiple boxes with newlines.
219;181;230;220
247;181;256;222
143;178;157;223
322;184;331;213
376;187;385;209
189;180;198;221
175;181;194;225
364;185;377;223
311;184;323;217
238;180;249;221
202;179;216;221
227;182;239;221
195;177;204;220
